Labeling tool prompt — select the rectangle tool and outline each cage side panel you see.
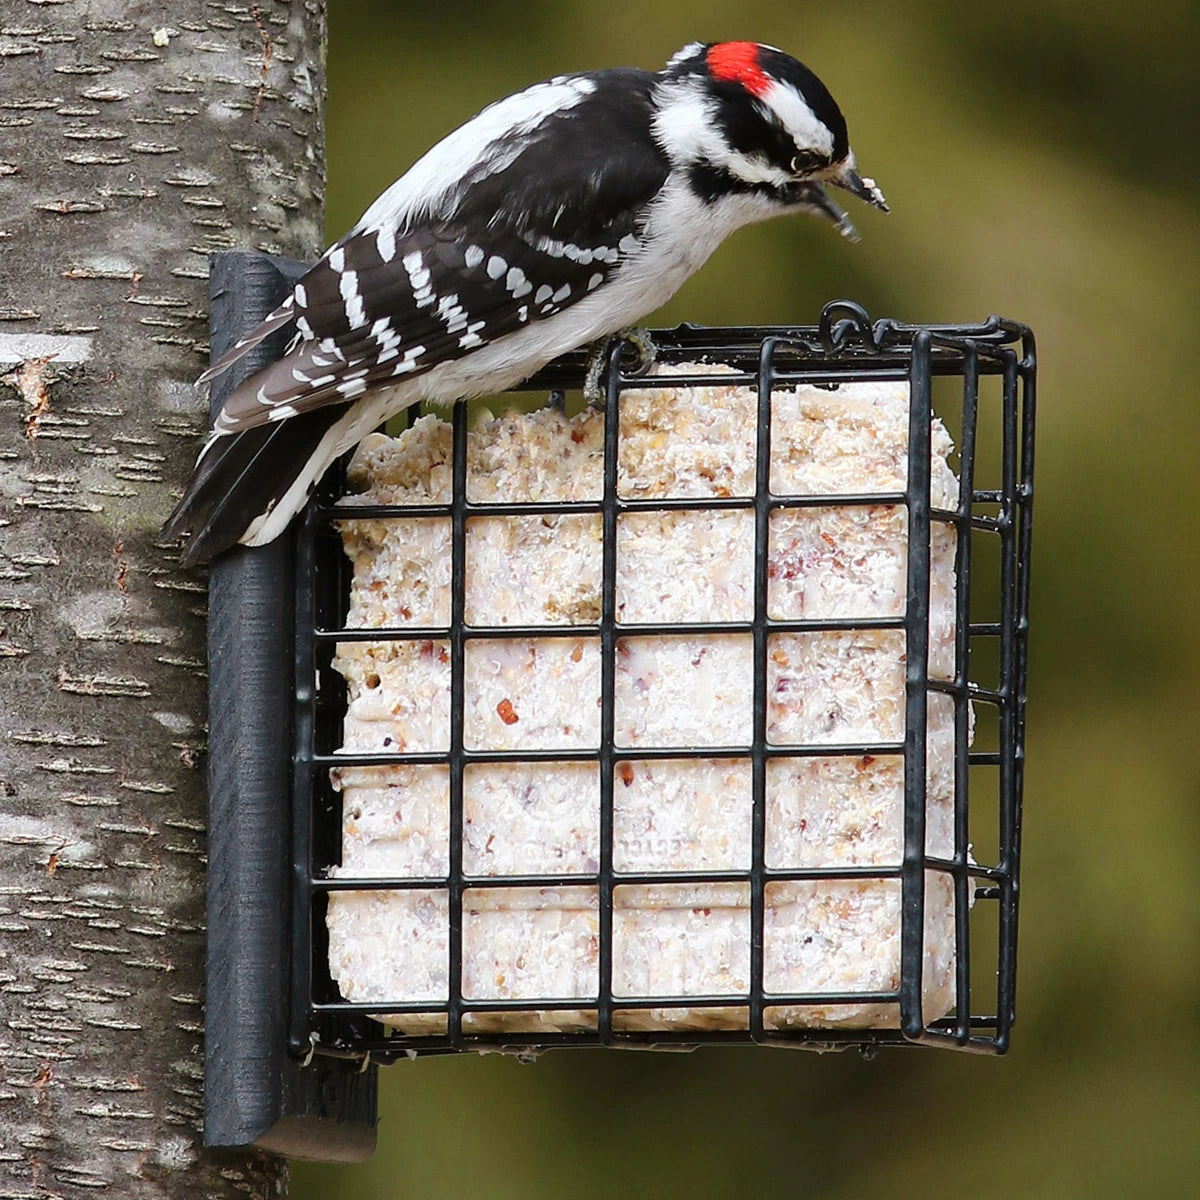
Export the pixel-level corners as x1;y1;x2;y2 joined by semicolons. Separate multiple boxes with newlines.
900;332;933;1038
995;347;1025;1049
204;251;377;1159
598;345;623;1042
449;405;469;1046
1007;330;1036;1044
952;347;980;1044
749;337;778;1042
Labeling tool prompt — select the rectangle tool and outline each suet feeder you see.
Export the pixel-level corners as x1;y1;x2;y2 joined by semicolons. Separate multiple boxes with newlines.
203;251;1034;1160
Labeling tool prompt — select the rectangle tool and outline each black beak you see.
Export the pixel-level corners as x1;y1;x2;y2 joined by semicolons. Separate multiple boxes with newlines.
829;165;890;213
795;182;861;242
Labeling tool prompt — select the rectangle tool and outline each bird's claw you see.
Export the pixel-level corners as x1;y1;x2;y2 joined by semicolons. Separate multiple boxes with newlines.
583;327;657;409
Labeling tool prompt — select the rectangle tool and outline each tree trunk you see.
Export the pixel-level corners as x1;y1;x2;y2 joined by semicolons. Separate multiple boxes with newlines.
0;2;325;1195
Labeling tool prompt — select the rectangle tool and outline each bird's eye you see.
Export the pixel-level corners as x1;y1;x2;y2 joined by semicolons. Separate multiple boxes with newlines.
790;152;820;174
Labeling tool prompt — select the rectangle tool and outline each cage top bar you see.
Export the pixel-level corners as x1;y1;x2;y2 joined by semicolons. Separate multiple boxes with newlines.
514;303;1033;393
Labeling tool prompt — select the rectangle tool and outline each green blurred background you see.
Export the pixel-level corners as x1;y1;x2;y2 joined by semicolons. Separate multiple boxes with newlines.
294;2;1200;1196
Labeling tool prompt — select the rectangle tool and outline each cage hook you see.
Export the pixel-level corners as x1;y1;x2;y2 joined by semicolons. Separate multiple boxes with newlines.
818;300;880;353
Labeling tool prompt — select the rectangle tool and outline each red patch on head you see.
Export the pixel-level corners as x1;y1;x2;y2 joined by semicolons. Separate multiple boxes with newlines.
707;42;770;97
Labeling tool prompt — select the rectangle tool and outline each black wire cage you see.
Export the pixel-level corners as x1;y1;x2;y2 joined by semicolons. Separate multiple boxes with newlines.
202;253;1034;1158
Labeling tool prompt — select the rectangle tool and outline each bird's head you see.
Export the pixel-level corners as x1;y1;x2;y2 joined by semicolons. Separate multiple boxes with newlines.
656;41;888;239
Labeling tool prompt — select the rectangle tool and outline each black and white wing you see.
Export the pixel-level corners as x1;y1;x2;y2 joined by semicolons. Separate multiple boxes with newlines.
165;68;669;563
207;68;669;435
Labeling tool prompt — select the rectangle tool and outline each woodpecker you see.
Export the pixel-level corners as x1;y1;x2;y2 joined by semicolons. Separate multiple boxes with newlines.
164;40;888;565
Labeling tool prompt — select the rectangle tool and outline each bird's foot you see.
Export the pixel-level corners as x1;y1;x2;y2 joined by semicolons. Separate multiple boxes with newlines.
583;326;657;409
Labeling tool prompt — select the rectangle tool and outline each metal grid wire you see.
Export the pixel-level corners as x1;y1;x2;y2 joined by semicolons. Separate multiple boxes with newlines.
289;302;1035;1062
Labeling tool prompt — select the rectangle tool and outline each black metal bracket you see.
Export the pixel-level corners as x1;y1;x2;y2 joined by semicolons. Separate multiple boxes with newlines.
204;251;377;1163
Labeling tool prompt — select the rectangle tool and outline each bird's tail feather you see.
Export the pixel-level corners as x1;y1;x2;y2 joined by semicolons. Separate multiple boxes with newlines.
163;402;351;567
195;299;297;385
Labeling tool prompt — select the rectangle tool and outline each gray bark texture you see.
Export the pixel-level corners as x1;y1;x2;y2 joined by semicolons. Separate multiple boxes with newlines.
0;1;325;1195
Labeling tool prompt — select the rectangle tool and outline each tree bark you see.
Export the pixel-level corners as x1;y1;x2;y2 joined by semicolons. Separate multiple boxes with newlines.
0;2;325;1195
